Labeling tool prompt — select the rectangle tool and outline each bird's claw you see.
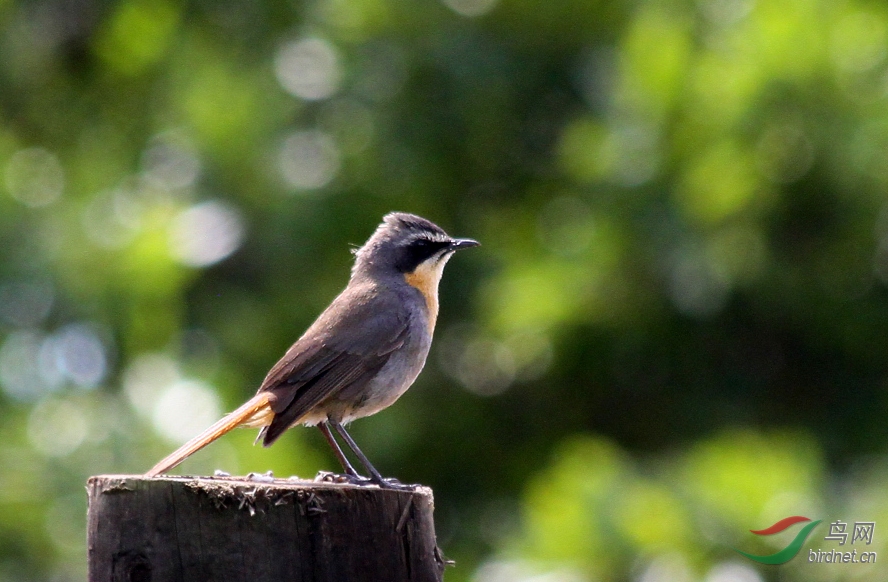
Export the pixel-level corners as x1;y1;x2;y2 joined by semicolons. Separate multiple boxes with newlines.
246;470;275;483
313;471;415;489
314;471;367;485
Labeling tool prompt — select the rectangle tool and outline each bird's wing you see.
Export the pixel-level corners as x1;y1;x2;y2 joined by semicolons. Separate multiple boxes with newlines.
258;285;410;445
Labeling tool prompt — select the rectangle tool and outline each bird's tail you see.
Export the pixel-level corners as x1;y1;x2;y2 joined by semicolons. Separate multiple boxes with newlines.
146;392;273;477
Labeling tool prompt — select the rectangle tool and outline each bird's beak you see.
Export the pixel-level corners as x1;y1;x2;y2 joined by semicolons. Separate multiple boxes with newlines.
450;238;480;250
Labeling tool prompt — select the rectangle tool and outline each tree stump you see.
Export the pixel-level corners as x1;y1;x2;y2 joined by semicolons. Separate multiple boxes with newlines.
87;475;445;582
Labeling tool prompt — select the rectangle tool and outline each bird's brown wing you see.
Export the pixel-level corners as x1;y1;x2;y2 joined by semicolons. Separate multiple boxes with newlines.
258;285;410;445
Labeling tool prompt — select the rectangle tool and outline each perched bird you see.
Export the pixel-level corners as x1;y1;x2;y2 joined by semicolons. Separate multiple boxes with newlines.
146;212;478;486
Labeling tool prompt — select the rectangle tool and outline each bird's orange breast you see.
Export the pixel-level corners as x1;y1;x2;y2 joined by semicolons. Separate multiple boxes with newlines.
404;261;443;333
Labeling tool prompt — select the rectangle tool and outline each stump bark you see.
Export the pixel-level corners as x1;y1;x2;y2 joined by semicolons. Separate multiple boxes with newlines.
87;475;445;582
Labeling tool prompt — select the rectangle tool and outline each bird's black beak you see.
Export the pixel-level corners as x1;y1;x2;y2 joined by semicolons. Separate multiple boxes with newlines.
450;238;480;250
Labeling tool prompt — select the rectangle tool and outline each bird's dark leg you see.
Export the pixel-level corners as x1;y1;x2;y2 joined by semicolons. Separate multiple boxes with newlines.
329;420;388;485
317;421;361;478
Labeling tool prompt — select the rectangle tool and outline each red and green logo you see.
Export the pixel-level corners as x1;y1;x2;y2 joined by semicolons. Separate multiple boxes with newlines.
735;516;822;565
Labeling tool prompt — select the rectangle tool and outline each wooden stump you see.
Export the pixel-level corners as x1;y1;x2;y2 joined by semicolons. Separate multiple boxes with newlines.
87;475;445;582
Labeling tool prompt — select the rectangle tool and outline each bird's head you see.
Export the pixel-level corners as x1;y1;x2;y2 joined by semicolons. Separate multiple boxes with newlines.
352;212;479;284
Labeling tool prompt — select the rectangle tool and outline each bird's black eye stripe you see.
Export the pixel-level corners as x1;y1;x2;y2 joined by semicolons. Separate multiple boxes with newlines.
397;238;451;272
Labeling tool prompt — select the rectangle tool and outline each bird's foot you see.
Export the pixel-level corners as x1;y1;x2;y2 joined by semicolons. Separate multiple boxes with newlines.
246;470;275;483
313;471;417;490
314;470;369;485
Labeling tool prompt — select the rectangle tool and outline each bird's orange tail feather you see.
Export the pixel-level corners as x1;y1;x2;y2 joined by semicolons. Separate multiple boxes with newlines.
145;392;272;477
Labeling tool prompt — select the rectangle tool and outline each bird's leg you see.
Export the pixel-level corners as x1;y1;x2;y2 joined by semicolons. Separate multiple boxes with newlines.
317;422;362;479
328;420;391;486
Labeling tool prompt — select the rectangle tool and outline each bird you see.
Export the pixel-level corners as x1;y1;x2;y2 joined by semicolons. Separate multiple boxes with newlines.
146;212;479;486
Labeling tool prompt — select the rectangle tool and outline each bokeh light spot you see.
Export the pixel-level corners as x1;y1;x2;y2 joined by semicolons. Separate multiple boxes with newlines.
46;323;108;388
169;200;245;267
141;131;201;190
27;397;88;457
274;37;342;101
81;187;143;249
704;561;763;582
123;353;180;418
637;554;693;582
610;124;662;186
442;0;498;18
0;330;56;401
4;147;64;207
668;246;730;318
278;130;341;190
472;561;584;582
697;0;753;26
439;325;532;396
151;379;222;444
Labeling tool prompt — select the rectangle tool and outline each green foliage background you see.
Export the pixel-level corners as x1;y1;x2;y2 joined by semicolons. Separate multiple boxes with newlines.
2;0;888;580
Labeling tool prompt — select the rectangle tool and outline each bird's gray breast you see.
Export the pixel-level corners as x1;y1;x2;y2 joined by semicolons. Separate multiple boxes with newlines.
337;283;433;422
